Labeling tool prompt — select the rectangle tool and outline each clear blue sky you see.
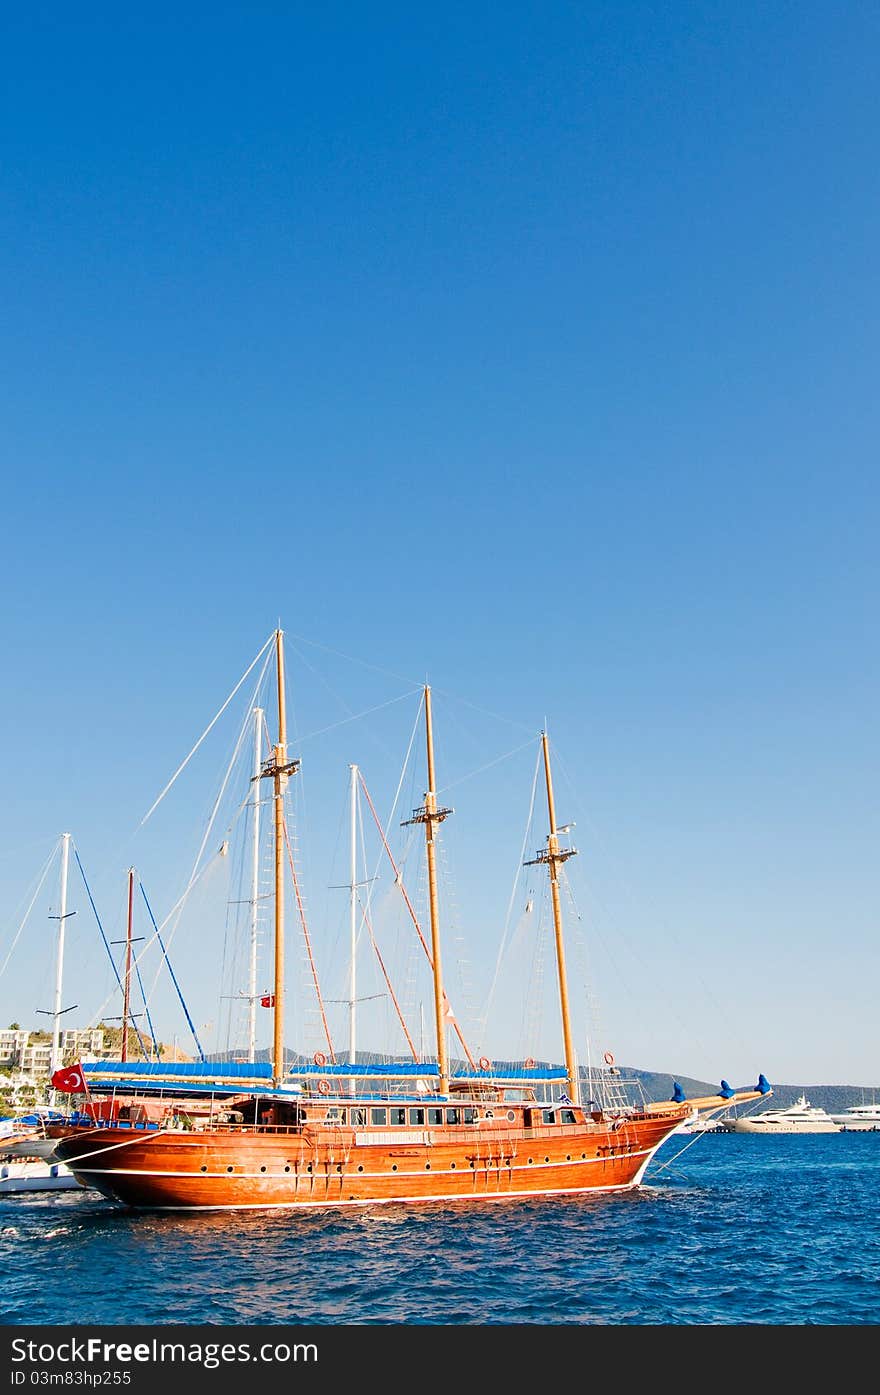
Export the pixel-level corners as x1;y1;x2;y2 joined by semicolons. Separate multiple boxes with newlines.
1;3;877;1089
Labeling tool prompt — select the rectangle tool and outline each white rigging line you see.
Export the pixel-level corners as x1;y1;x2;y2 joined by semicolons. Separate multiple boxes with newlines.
431;684;536;736
100;642;276;1031
436;736;537;796
138;631;276;828
299;689;423;744
0;837;61;981
362;692;424;936
140;654;273;1002
85;852;226;1029
483;740;542;1024
284;629;422;689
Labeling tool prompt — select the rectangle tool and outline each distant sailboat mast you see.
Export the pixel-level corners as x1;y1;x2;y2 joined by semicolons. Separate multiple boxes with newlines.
42;832;77;1104
49;832;72;1079
122;868;135;1063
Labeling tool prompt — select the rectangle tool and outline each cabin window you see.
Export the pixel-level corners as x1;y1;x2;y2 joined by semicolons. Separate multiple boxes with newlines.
542;1110;556;1124
370;1107;388;1126
325;1107;346;1123
427;1108;443;1126
560;1110;576;1125
408;1108;425;1126
445;1108;461;1125
351;1108;367;1127
463;1107;478;1124
390;1107;407;1126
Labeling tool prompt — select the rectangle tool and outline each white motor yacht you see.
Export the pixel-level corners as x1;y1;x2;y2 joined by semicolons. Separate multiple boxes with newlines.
721;1094;841;1134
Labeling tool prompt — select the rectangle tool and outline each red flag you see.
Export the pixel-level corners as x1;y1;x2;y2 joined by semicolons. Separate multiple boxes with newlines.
51;1063;87;1093
260;994;275;1008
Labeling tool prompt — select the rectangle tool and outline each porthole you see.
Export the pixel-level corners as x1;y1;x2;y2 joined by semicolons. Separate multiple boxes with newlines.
545;1156;550;1163
450;1161;456;1169
306;1163;312;1173
200;1165;207;1173
566;1154;571;1161
260;1165;267;1173
527;1157;533;1164
284;1165;291;1173
357;1165;364;1172
391;1164;398;1171
336;1164;342;1173
507;1110;516;1122
425;1163;431;1170
226;1165;234;1173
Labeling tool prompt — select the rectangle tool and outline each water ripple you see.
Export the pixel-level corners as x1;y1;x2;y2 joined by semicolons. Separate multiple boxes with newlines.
2;1134;878;1325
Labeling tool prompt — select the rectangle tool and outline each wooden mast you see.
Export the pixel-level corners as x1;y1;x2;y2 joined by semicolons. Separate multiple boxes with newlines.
404;686;452;1094
122;867;134;1064
526;732;578;1102
255;628;300;1089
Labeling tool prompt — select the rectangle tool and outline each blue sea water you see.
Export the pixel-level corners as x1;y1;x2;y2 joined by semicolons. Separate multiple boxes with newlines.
1;1132;878;1328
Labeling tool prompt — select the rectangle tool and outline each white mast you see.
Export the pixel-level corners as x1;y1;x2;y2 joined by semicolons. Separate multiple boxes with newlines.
248;707;263;1063
50;833;71;1078
349;763;358;1072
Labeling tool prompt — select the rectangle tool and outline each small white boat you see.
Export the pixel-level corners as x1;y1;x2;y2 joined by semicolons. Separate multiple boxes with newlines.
676;1107;731;1134
721;1094;841;1134
0;1158;82;1194
827;1103;880;1131
0;1108;67;1160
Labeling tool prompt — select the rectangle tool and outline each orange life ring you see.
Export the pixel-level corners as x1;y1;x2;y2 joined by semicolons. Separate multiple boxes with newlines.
313;1051;327;1067
604;1051;615;1066
524;1057;536;1069
317;1079;331;1095
479;1056;491;1071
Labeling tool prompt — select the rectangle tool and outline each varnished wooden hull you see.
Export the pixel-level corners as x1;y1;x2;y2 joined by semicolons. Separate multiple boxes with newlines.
53;1112;683;1210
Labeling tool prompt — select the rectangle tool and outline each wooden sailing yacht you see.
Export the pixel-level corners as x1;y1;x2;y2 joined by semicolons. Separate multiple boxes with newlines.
51;629;770;1210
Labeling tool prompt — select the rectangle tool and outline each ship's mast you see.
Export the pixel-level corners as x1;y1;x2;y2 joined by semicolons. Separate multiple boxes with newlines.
49;832;72;1079
255;629;300;1089
348;762;358;1071
248;706;263;1063
403;686;452;1094
526;732;579;1103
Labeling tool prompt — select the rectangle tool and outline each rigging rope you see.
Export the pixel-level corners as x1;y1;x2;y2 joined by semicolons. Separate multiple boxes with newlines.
483;738;542;1024
130;944;159;1063
436;736;537;797
358;770;477;1070
282;814;335;1064
0;837;59;981
358;888;419;1061
142;643;274;998
138;881;205;1061
138;631;276;827
73;847;150;1061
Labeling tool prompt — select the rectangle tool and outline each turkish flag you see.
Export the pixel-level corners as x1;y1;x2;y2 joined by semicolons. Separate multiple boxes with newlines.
51;1063;86;1093
260;994;275;1008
